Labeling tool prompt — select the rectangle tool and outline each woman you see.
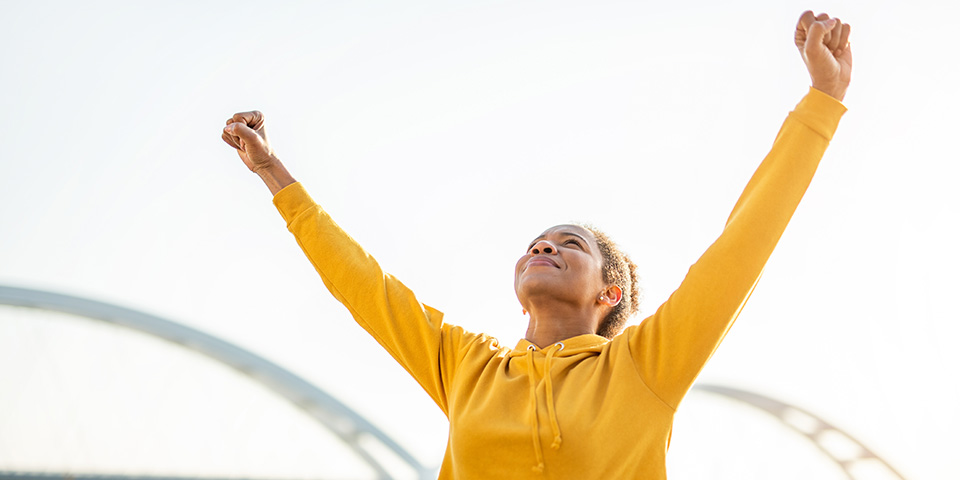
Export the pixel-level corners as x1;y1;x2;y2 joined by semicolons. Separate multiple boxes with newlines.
221;11;851;479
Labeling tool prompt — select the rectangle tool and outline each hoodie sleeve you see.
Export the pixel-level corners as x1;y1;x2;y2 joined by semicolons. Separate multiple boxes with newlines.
627;88;847;410
273;184;465;415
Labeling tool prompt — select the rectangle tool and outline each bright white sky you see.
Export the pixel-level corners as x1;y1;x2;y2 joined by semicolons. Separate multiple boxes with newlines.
1;1;958;479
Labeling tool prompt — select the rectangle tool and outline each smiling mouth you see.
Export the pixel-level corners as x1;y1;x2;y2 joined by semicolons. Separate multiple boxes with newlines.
526;258;559;269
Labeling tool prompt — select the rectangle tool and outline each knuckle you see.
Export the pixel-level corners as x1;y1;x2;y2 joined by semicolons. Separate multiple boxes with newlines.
250;111;265;129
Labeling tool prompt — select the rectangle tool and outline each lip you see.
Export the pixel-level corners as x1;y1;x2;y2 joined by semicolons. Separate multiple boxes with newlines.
525;257;560;269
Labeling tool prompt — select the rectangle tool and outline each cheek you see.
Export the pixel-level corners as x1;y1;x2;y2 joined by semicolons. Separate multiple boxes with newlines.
514;255;529;277
581;257;607;287
513;258;525;289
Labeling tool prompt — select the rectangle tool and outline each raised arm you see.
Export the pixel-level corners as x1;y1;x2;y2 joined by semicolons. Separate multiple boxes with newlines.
627;12;852;409
221;113;463;413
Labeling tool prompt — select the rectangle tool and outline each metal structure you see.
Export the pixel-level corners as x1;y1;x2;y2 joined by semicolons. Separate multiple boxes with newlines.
694;384;907;480
0;285;433;480
1;285;907;480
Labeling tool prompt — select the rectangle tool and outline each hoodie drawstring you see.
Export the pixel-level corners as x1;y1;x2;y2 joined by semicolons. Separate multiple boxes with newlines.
525;346;545;473
525;342;564;473
544;345;563;450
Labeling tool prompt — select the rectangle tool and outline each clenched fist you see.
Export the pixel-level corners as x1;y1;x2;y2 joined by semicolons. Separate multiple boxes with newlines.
222;111;280;173
222;111;295;195
795;11;853;101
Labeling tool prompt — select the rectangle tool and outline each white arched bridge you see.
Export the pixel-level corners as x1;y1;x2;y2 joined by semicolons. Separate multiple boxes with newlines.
0;285;907;480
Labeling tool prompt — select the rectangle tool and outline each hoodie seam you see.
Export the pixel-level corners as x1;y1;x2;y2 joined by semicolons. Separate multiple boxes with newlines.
288;209;448;413
625;337;678;412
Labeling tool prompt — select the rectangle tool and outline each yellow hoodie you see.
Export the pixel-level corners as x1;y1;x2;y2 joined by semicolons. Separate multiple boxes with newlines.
273;88;846;479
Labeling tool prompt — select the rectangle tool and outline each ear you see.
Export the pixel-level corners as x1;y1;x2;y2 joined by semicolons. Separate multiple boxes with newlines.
598;285;622;307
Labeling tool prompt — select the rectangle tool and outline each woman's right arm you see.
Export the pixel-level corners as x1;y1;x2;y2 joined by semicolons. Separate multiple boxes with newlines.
222;113;459;413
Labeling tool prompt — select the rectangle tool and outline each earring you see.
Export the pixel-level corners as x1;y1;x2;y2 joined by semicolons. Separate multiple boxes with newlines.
598;295;606;302
522;308;528;315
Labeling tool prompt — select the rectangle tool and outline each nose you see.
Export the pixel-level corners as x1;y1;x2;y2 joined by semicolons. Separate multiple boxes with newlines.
530;240;557;255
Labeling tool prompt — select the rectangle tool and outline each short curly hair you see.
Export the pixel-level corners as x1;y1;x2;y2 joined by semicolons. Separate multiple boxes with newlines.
579;224;641;339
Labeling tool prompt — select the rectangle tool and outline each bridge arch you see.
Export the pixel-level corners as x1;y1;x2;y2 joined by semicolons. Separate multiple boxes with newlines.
0;285;906;479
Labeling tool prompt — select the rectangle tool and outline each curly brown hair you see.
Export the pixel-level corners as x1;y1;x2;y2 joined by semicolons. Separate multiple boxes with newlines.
578;224;641;339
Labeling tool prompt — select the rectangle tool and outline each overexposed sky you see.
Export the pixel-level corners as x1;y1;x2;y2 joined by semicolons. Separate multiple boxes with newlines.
2;1;958;479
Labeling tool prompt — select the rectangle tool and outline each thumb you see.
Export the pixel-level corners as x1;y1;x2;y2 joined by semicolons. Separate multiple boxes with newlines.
224;122;264;151
805;18;836;55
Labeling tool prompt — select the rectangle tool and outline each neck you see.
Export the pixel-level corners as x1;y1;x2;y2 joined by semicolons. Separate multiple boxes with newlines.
523;301;602;348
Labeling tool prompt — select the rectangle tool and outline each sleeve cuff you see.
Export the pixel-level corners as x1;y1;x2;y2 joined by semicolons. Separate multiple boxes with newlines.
272;182;317;226
790;87;848;141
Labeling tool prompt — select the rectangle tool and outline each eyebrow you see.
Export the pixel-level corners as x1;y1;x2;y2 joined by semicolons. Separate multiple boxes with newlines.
527;231;590;249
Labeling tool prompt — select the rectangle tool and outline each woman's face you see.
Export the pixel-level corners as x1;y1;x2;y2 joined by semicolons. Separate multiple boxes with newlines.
514;224;607;309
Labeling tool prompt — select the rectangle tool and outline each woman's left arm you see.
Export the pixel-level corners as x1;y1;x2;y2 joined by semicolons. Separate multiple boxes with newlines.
627;12;852;409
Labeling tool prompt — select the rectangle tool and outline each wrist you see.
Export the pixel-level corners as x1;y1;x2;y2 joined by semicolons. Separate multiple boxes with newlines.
811;82;847;102
254;161;296;196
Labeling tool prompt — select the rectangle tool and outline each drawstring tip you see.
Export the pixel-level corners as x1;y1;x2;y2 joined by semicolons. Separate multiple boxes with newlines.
551;436;562;449
532;463;544;473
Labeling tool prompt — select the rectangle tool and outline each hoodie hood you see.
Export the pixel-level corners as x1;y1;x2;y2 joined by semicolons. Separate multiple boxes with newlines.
509;333;610;358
